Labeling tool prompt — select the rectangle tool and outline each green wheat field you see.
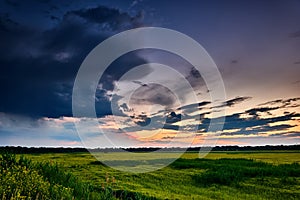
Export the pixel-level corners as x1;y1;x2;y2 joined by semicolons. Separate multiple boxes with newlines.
1;151;300;199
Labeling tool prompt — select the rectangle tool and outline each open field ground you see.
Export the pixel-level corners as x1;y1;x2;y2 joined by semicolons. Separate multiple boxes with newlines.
1;151;300;199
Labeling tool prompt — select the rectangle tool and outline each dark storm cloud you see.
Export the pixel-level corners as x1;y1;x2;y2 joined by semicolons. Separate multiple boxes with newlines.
0;13;20;30
4;0;19;7
0;5;147;118
49;15;60;21
100;51;150;91
68;6;144;29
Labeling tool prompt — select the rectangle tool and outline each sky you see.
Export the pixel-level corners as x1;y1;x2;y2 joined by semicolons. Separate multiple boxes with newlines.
0;0;299;148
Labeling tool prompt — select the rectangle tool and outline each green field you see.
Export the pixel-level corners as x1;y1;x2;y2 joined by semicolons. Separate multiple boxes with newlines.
1;151;300;199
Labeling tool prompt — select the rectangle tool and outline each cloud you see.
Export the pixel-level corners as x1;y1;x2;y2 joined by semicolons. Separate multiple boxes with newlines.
100;52;152;91
293;80;300;85
225;96;252;107
269;131;300;137
121;96;300;138
162;124;179;131
289;30;300;38
4;0;19;7
129;83;178;108
177;101;210;111
214;109;300;137
258;97;300;108
119;103;131;112
245;106;279;118
213;96;251;108
0;5;148;118
223;112;299;131
178;97;300;136
0;113;82;144
123;110;182;132
231;59;238;64
49;15;60;21
166;112;181;124
221;124;295;136
134;114;151;127
185;67;206;91
1;3;299;145
132;80;148;87
68;6;144;30
130;0;144;8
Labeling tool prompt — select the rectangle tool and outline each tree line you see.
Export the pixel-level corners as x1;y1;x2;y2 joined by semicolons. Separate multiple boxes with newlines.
0;145;299;154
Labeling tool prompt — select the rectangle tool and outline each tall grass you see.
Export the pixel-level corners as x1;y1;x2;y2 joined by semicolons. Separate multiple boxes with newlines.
0;152;155;200
2;151;299;199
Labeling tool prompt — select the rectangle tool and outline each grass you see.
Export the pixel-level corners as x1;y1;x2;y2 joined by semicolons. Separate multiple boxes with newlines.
0;152;155;200
182;151;300;164
19;151;300;199
1;151;300;199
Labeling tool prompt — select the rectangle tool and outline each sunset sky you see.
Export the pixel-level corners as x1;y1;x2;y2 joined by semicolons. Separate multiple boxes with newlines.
0;0;299;147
